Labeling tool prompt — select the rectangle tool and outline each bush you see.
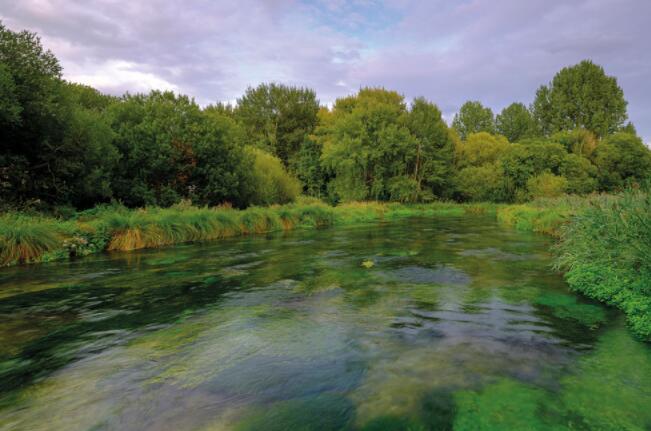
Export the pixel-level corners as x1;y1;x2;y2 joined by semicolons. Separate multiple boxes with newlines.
527;172;568;199
247;147;301;206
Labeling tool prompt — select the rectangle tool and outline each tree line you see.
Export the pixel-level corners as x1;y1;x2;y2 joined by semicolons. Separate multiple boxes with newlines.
2;23;650;211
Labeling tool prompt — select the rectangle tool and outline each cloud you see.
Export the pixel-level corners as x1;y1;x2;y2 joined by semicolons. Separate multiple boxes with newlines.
1;0;649;142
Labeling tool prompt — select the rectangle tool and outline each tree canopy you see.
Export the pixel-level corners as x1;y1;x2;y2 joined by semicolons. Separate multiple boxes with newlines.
452;101;495;140
532;60;628;137
1;22;649;210
235;83;319;167
496;103;538;142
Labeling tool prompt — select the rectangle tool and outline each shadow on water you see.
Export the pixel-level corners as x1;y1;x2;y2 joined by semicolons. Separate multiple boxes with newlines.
0;216;650;430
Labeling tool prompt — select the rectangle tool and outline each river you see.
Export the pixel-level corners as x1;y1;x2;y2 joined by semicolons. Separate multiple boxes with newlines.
1;217;650;430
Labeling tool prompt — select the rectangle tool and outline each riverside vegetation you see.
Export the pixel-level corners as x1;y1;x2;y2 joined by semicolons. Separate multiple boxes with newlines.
2;22;651;341
2;21;651;430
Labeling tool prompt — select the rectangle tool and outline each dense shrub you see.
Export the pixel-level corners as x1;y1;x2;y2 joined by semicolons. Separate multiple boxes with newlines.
527;172;568;199
247;147;301;206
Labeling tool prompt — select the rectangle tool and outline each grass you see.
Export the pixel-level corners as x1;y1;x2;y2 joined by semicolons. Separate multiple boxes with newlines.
554;188;651;340
0;214;73;265
0;200;485;267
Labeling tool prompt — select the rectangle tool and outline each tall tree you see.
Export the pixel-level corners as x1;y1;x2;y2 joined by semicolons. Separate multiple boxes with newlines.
406;97;455;199
452;101;495;140
532;60;628;137
0;23;116;208
236;83;319;166
108;91;254;208
495;103;538;142
320;88;415;202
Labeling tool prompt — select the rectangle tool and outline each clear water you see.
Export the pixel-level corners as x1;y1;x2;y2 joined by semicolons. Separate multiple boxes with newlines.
1;217;650;430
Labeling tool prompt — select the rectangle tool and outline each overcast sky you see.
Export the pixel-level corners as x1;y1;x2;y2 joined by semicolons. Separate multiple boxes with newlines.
1;0;649;141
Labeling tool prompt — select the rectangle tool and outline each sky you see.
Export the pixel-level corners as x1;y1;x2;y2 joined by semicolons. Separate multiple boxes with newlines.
1;0;649;142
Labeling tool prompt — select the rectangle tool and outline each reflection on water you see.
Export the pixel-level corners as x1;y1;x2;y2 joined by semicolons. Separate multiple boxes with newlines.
0;216;650;430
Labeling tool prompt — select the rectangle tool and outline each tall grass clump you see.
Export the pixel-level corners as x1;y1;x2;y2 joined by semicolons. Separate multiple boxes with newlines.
0;215;67;266
334;201;387;224
555;188;651;340
497;204;570;236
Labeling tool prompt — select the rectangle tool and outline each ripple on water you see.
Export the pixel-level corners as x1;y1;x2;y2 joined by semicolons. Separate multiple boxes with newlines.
387;265;472;287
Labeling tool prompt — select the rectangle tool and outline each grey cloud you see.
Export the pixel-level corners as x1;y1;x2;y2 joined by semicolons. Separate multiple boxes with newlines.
0;0;649;141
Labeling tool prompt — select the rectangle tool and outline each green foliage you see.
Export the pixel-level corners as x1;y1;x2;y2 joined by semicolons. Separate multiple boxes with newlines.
455;132;509;169
2;22;647;210
556;188;651;339
321;88;453;203
550;128;598;158
495;102;538;142
191;108;255;207
0;23;114;208
559;154;598;194
109;91;253;208
452;101;495;140
321;88;412;201
497;204;568;236
292;137;329;199
533;60;628;137
455;163;506;202
247;147;301;206
236;83;319;166
592;132;651;191
526;172;568;199
406;97;455;199
500;141;568;201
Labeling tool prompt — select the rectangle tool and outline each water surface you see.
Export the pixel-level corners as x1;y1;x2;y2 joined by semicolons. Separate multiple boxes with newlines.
1;217;650;430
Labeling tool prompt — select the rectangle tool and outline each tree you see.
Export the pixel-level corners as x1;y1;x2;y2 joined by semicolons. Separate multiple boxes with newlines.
452;101;495;140
57;83;119;207
551;129;598;158
0;63;21;125
0;23;116;208
560;154;598;194
406;97;455;198
500;140;569;201
320;89;452;202
320;88;414;202
236;83;319;166
455;163;506;202
532;60;628;137
455;132;509;169
191;109;256;207
593;132;651;190
293;137;328;199
495;103;538;142
108;91;254;208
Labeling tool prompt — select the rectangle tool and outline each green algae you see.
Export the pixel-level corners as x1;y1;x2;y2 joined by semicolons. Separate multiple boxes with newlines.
535;292;607;328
